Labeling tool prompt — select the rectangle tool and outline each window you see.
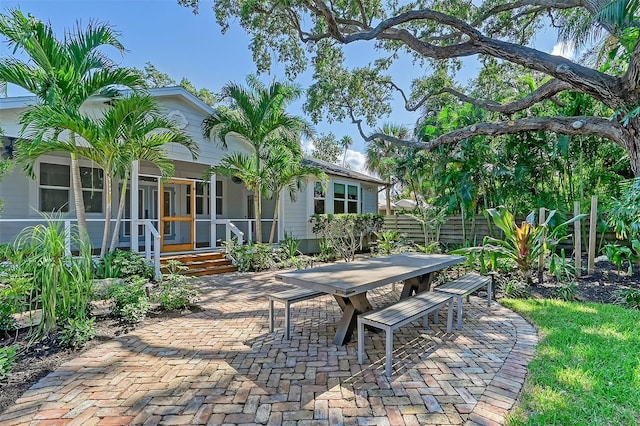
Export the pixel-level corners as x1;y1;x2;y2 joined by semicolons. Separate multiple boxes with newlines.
188;182;211;215
39;163;103;213
216;181;223;215
332;182;359;214
313;181;325;214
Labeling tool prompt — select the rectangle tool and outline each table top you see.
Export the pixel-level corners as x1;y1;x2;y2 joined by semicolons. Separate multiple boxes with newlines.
275;253;465;297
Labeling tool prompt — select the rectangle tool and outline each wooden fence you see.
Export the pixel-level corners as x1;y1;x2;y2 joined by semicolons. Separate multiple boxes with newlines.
382;213;618;252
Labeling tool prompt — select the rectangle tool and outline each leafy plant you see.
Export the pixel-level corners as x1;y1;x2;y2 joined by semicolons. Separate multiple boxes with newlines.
612;288;640;310
606;178;640;242
224;241;275;272
604;243;637;274
0;310;18;334
157;276;198;310
107;278;151;322
0;345;17;380
414;241;441;255
8;214;94;337
58;317;96;349
553;282;577;301
317;238;337;262
456;206;584;285
501;279;530;299
107;249;155;280
94;250;122;279
373;230;402;255
311;213;384;261
549;249;576;283
279;232;301;259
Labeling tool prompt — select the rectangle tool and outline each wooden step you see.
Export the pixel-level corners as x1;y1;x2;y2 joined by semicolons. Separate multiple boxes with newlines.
159;252;237;276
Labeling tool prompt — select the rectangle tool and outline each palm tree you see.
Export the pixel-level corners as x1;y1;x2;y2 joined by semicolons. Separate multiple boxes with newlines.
0;9;143;233
264;146;325;244
202;76;313;243
18;94;198;256
366;123;410;215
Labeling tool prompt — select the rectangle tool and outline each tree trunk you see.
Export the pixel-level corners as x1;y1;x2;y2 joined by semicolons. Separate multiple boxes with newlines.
385;185;391;215
69;134;87;234
268;193;280;244
110;170;129;252
100;172;112;257
254;189;262;243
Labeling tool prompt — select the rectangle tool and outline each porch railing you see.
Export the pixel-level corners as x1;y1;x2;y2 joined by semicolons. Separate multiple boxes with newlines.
141;219;162;280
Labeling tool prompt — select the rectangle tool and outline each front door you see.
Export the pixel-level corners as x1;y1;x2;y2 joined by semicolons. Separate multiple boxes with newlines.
160;179;195;252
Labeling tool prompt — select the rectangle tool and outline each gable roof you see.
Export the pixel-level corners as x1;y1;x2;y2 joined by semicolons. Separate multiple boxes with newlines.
302;157;385;185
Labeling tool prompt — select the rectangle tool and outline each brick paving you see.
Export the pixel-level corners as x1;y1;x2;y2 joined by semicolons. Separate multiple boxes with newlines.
1;270;537;425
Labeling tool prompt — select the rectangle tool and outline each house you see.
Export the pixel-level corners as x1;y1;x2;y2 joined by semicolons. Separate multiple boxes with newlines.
0;86;384;255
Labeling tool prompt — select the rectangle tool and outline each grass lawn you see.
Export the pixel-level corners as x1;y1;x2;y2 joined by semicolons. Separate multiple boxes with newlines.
502;299;640;425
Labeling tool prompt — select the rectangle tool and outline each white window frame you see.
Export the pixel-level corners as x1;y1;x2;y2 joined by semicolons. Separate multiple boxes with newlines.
330;180;361;214
312;181;326;215
36;159;105;214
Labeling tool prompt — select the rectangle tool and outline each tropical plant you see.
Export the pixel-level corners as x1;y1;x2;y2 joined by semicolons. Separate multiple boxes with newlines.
311;213;384;261
202;76;313;242
8;213;93;337
19;94;198;256
501;279;530;299
107;277;151;323
373;230;403;255
157;269;198;311
553;282;578;301
456;206;584;285
265;147;325;244
0;9;143;233
606;178;640;242
58;317;96;349
613;287;640;310
549;249;576;283
604;243;639;274
279;232;302;260
107;249;155;281
0;345;17;380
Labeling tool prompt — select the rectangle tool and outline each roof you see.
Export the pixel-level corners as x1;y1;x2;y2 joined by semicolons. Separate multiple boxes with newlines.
0;86;214;114
302;157;385;185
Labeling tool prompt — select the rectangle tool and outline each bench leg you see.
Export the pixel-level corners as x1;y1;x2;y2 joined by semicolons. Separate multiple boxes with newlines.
456;295;463;330
488;281;492;306
357;319;365;364
385;328;393;377
269;300;275;333
285;302;291;340
433;309;439;324
446;299;454;333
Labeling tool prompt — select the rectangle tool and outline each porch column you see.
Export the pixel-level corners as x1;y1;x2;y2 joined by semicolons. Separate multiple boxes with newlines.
210;173;216;248
130;160;139;252
278;188;285;242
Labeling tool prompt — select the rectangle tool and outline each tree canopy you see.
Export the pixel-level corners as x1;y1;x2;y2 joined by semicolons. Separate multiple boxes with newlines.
180;0;640;177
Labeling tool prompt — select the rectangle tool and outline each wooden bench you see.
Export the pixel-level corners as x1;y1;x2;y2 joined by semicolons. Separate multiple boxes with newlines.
434;273;492;330
268;288;324;339
357;292;454;377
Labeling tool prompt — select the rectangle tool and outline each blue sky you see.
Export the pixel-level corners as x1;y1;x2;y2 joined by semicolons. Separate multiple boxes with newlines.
2;1;564;172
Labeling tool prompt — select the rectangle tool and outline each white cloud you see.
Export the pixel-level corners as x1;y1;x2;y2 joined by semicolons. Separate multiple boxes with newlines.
550;41;576;60
344;149;368;174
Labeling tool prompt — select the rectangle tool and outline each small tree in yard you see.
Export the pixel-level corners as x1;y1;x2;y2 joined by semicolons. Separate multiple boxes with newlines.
311;214;384;261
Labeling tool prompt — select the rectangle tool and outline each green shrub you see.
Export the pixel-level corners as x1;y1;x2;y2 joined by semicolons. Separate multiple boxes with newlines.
317;238;337;262
613;288;640;310
604;243;637;274
103;249;155;280
157;278;198;311
107;278;151;322
501;279;530;299
373;230;403;255
279;233;301;259
553;282;577;301
58;317;96;348
0;345;17;380
224;240;275;272
120;299;152;323
549;249;575;283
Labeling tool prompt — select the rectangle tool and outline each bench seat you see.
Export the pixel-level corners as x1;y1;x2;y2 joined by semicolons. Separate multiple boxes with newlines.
357;291;454;377
268;288;324;339
434;273;492;330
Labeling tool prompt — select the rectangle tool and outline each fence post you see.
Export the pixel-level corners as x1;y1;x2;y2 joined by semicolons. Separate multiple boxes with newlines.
588;195;598;274
538;208;546;283
574;201;582;278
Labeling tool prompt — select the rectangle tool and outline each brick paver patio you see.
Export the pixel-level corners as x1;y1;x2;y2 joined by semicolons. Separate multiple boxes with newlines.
0;270;537;425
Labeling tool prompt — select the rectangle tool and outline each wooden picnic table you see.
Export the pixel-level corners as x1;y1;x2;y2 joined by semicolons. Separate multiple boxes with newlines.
275;252;465;345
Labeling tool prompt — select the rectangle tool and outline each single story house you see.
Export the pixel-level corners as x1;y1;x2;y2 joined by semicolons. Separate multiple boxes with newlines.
0;86;384;255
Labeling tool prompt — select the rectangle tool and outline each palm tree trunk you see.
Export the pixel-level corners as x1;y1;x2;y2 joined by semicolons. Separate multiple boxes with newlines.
69;134;87;234
254;190;262;243
268;193;280;244
109;170;129;252
385;185;391;215
100;172;113;257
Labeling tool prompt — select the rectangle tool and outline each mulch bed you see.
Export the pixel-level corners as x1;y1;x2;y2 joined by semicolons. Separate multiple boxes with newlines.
1;260;638;414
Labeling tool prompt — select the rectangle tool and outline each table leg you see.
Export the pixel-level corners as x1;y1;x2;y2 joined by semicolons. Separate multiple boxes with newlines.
400;273;434;300
333;293;373;345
